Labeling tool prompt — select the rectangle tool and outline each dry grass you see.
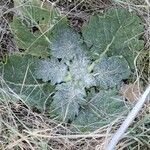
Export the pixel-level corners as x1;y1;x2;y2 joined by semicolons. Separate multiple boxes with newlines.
0;0;150;150
0;87;114;150
1;85;150;150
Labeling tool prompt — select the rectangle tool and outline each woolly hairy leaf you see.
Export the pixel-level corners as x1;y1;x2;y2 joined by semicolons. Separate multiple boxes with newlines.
82;8;144;68
0;54;54;110
51;27;83;60
73;90;127;131
70;54;95;88
51;82;86;121
93;55;130;88
34;58;67;84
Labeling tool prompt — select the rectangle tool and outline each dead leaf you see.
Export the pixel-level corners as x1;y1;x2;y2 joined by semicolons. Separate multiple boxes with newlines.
120;83;142;102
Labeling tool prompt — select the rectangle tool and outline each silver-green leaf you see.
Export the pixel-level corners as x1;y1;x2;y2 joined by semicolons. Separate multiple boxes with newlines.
34;58;67;84
93;55;130;88
51;27;83;60
51;82;86;121
70;54;96;88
